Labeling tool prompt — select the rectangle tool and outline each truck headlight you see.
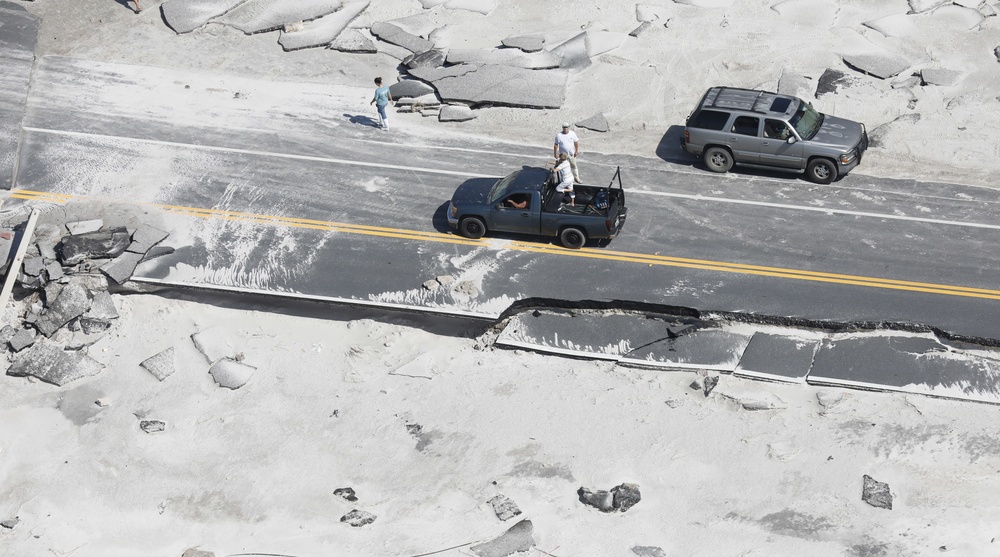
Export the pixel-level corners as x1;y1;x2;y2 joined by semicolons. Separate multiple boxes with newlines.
449;204;457;217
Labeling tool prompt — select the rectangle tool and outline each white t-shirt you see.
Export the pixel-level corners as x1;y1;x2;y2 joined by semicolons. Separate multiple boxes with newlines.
555;160;574;191
554;130;579;156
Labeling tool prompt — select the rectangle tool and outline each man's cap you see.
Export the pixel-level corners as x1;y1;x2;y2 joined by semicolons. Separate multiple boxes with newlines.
561;122;570;128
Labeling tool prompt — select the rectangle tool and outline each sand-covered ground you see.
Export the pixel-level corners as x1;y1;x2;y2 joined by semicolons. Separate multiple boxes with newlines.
4;1;1000;555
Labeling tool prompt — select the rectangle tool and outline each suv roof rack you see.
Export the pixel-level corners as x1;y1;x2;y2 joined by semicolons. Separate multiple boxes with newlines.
704;86;787;115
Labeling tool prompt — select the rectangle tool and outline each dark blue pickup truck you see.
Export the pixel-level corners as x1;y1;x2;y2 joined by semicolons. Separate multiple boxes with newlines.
447;166;628;249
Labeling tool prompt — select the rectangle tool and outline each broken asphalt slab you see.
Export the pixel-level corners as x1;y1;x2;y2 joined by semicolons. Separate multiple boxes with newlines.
277;1;369;52
34;282;92;337
213;0;344;35
7;340;104;386
495;309;752;371
496;308;1000;404
808;334;1000;404
58;227;130;265
369;21;433;55
432;64;568;109
735;333;820;384
162;0;247;35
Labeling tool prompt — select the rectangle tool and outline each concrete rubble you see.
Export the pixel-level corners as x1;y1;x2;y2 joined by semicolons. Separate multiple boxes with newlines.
140;419;166;433
862;475;893;510
141;347;177;381
340;509;376;527
487;494;522;521
632;546;667;557
334;487;358;501
209;358;255;389
3;217;172;388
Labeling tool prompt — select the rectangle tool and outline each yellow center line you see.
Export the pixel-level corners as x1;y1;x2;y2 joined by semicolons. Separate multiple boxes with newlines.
10;189;999;300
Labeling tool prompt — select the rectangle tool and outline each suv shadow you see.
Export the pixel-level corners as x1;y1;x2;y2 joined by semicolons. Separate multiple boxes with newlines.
655;125;688;163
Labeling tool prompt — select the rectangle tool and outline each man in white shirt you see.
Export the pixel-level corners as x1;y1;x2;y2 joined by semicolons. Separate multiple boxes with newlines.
553;123;580;183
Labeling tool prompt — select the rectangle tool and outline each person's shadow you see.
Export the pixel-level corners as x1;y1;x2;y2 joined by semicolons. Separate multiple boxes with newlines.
344;113;381;128
111;0;139;13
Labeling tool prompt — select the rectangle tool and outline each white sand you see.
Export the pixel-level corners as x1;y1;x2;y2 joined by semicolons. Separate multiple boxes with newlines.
5;0;1000;555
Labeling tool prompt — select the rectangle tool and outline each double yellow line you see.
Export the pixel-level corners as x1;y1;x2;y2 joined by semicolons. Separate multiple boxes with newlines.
11;189;1000;301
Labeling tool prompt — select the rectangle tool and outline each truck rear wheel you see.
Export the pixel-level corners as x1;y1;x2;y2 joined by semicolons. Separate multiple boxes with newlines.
459;217;486;239
560;227;587;249
704;147;733;173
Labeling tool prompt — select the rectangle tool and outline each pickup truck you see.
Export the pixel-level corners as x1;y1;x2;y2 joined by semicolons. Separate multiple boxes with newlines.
447;166;628;248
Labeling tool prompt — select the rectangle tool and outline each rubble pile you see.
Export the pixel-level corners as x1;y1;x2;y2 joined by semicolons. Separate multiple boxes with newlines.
1;218;171;386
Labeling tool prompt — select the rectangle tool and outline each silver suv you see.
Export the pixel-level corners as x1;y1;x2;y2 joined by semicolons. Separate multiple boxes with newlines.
681;87;868;184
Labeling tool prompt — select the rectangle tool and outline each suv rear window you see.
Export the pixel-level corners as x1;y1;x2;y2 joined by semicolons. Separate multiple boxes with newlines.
689;110;730;130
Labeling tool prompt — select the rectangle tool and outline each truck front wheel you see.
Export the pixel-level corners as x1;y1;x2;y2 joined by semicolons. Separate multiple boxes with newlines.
459;217;486;239
560;227;587;249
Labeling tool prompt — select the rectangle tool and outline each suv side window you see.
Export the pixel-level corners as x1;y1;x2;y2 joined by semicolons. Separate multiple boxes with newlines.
689;110;730;131
731;116;760;136
764;119;791;140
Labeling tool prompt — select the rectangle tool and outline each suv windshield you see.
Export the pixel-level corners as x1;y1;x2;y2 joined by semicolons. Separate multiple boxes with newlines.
789;102;824;140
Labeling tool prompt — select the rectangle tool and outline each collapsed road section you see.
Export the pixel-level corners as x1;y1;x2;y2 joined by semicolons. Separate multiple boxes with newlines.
2;206;999;406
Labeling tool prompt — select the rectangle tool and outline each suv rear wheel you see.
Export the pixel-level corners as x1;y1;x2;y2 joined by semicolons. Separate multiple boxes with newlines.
704;147;733;173
806;158;837;184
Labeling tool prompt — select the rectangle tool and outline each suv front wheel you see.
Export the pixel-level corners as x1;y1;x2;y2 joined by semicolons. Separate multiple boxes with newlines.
704;147;734;173
806;158;837;184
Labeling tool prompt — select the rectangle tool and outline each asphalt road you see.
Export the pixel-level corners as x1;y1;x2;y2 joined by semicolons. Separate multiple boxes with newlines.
9;56;1000;340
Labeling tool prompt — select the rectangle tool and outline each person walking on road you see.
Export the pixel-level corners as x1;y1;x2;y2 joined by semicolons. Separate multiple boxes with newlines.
553;122;580;183
370;77;394;130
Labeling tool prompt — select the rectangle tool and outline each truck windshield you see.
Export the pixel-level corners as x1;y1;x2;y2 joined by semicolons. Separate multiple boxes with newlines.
789;102;824;140
490;174;516;204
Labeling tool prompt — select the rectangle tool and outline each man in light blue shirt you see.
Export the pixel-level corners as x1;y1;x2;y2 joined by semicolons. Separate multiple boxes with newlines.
370;77;394;130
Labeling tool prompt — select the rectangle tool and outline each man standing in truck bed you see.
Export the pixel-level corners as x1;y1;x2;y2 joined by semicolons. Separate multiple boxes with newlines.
553;123;580;183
